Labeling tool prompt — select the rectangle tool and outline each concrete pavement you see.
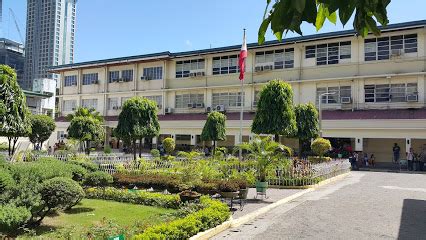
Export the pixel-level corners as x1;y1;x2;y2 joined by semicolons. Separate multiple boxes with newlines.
212;171;426;240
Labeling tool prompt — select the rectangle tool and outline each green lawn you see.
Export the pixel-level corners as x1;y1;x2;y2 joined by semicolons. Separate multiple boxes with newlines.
20;199;177;239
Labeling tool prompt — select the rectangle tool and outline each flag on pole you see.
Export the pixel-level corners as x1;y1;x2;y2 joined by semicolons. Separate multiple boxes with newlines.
239;30;247;81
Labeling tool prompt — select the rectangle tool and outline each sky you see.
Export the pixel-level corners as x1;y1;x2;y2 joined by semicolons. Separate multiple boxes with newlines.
1;0;426;63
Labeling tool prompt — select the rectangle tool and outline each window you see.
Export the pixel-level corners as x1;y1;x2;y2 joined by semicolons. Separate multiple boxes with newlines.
364;83;418;102
108;71;119;83
63;100;76;111
212;92;245;108
255;48;294;69
121;70;133;81
305;42;351;65
364;34;418;61
176;59;205;78
316;86;351;104
213;55;238;75
82;73;98;85
143;67;163;80
175;94;204;108
108;98;119;110
81;99;98;110
64;75;76;86
145;95;163;109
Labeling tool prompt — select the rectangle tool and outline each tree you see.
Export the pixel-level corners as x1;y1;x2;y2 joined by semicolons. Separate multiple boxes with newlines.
162;137;175;155
115;97;160;160
0;65;31;156
66;107;103;122
252;80;297;142
29;115;56;150
294;103;319;157
311;137;331;159
201;111;226;153
258;0;391;44
67;116;104;155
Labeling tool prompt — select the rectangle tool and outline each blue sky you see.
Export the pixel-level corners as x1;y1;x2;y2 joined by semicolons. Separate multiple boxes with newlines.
1;0;426;62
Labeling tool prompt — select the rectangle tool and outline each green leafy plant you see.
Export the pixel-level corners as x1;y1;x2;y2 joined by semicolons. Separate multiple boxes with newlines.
67;114;105;155
294;103;319;156
162;137;175;155
311;138;331;158
218;180;239;192
252;80;297;141
84;171;113;188
150;148;160;158
258;0;390;44
103;145;112;154
201;111;227;153
0;204;32;233
28;115;56;150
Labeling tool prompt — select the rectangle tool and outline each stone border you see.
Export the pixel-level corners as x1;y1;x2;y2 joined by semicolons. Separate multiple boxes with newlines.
190;172;350;240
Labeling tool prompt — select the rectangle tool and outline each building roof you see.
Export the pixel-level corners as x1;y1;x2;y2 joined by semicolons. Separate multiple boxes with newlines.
23;90;54;98
49;19;426;72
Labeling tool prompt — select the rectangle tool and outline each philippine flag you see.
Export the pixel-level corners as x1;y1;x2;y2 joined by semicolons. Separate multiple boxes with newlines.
239;30;247;81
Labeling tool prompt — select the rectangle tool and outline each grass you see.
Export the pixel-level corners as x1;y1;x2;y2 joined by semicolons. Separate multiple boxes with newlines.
19;199;177;239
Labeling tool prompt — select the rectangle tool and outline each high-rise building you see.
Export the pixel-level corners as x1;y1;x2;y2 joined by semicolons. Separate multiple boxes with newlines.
22;0;77;90
0;38;25;82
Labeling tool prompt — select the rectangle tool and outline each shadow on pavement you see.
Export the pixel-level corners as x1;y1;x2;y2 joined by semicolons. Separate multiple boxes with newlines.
398;199;426;240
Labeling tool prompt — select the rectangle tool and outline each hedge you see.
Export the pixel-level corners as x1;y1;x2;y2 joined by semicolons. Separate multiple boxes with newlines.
133;196;230;239
85;187;181;209
0;204;32;233
113;173;181;192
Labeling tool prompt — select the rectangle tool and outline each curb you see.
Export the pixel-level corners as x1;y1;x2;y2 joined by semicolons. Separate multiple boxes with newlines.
190;172;350;240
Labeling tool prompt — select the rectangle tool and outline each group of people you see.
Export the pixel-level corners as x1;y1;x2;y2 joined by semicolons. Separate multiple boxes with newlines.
349;152;375;170
401;144;425;171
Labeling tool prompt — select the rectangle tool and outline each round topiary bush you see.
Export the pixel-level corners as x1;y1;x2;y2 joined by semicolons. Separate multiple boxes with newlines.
311;138;331;158
0;170;14;193
40;177;85;210
84;171;113;187
162;137;175;155
67;163;88;183
0;204;31;233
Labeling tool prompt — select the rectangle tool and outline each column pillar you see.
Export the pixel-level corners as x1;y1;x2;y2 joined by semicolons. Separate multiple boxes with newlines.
406;138;411;152
234;135;240;146
190;134;196;146
355;137;363;152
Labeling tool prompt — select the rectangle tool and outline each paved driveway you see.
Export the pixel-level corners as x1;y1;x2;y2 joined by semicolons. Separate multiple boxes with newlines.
213;171;426;240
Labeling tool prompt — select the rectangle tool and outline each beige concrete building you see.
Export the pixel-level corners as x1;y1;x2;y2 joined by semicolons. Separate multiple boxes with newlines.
50;20;426;163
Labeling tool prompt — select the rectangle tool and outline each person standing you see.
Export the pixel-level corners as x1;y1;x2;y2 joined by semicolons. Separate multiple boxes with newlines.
407;148;414;171
392;143;401;164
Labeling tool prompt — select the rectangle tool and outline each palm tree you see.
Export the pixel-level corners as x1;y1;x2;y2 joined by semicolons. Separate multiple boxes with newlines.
237;135;291;182
66;107;103;122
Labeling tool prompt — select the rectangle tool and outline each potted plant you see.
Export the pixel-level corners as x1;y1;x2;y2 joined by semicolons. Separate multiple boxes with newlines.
218;180;239;199
238;135;290;194
179;190;201;202
235;179;249;199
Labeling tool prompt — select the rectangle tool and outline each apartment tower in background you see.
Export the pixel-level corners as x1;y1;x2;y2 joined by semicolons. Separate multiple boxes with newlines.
22;0;76;90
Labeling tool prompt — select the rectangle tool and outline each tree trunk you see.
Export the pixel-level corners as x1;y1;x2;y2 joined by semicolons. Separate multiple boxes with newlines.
12;137;18;155
133;139;137;161
86;140;91;155
139;137;143;158
213;140;216;155
298;139;303;158
7;137;12;156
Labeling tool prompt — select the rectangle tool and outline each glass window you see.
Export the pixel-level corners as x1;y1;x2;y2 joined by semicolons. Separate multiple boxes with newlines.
64;75;77;86
365;34;418;61
108;98;119;110
82;73;98;85
175;94;204;108
364;83;417;102
143;67;163;80
63;100;76;111
108;71;119;83
212;92;245;108
404;34;418;53
176;59;205;78
121;70;133;82
316;86;352;104
307;42;351;65
255;48;294;69
213;55;238;75
81;99;98;110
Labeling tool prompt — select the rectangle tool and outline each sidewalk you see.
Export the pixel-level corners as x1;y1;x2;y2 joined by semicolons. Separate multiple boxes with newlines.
226;188;304;219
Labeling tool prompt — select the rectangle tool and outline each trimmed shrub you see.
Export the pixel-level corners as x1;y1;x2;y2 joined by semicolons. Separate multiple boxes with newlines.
68;159;99;172
311;138;331;158
162;137;175;155
150;149;160;158
85;187;181;209
9;157;73;182
0;170;14;193
67;163;88;182
84;171;113;187
113;173;181;192
40;177;85;210
133;196;230;239
0;204;31;232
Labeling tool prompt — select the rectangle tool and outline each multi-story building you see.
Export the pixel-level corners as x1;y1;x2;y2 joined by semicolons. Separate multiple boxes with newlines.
0;38;25;83
23;0;77;90
50;20;426;163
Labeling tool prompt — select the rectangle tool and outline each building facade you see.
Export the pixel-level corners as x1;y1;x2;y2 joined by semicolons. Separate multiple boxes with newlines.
23;0;77;90
50;20;426;163
0;38;25;83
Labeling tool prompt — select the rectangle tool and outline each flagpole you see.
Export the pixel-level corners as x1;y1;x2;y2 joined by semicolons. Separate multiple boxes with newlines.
239;29;246;161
